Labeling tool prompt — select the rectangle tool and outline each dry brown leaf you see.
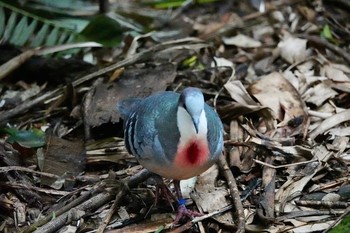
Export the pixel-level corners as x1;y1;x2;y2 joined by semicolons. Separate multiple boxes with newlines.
297;5;316;21
41;136;85;189
330;82;350;93
275;145;333;213
248;72;308;127
106;216;173;233
309;109;350;140
83;63;176;127
224;80;257;105
278;35;308;64
324;64;350;82
211;57;234;68
193;165;233;226
223;34;262;48
229;121;254;173
327;127;350;137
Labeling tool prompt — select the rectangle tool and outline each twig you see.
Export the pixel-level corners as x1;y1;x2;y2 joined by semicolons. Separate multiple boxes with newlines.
2;181;70;196
168;221;193;233
218;155;245;233
23;169;152;233
253;159;318;169
0;49;36;80
295;200;348;209
300;34;350;65
275;210;345;222
321;206;350;233
192;205;233;223
0;89;60;125
125;168;152;188
33;190;115;233
20;183;104;233
168;205;234;233
96;186;126;233
0;166;60;179
256;156;275;222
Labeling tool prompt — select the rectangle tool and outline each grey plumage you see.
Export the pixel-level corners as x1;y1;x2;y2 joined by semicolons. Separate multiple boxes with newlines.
117;88;223;180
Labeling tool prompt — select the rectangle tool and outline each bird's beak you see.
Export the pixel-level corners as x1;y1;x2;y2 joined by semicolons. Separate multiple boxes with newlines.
192;117;200;134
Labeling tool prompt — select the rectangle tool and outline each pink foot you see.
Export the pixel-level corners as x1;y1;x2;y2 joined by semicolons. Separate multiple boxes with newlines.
173;199;203;225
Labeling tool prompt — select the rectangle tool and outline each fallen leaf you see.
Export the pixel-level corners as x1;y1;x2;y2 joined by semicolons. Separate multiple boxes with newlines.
248;72;308;127
193;165;234;226
4;128;46;148
223;34;262;48
278;35;307;64
41;136;85;190
324;64;350;82
83;63;176;127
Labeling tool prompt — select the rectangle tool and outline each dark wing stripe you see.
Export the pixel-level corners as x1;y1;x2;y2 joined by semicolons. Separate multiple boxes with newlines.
125;116;133;155
125;112;138;157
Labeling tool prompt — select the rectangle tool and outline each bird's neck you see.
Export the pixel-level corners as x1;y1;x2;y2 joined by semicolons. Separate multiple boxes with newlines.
175;106;209;167
177;106;207;140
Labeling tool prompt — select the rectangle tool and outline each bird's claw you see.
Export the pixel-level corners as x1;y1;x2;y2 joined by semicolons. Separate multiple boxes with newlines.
173;203;203;225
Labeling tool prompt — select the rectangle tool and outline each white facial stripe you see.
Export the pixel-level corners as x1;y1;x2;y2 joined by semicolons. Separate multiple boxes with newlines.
177;106;207;146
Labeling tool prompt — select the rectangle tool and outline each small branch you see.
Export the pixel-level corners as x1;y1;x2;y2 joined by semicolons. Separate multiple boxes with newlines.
33;191;115;233
321;206;350;233
253;158;318;169
168;205;233;233
20;183;104;233
218;154;245;233
300;35;350;65
256;155;275;223
96;186;126;233
0;89;60;125
275;210;345;222
0;166;60;179
22;169;152;233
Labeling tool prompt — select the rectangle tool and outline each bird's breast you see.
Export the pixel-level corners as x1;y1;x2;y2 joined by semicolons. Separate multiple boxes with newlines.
174;137;209;167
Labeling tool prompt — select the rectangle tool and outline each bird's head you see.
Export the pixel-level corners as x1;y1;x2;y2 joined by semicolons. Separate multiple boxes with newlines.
178;87;205;134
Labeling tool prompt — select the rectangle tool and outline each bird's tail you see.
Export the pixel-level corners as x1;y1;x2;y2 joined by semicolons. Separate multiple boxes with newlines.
116;98;142;119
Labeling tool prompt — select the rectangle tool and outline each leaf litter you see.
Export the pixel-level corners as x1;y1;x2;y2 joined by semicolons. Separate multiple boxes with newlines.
0;0;350;232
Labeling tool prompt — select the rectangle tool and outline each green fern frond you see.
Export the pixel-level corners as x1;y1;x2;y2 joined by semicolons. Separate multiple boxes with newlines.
0;1;77;47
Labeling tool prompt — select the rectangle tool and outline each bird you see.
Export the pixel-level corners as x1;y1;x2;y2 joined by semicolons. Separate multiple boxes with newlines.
117;87;223;223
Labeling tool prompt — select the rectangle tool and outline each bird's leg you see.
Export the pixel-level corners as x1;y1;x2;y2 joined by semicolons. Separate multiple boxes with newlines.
151;175;177;211
173;180;203;225
173;179;183;200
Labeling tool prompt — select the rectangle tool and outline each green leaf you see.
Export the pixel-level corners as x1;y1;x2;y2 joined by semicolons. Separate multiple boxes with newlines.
33;0;91;10
107;12;144;32
79;15;125;47
31;23;49;47
57;30;69;44
2;11;17;41
0;1;78;49
16;18;38;46
182;55;198;68
0;7;5;36
143;0;220;8
9;16;34;46
5;128;46;148
45;26;59;46
36;148;45;171
321;24;333;40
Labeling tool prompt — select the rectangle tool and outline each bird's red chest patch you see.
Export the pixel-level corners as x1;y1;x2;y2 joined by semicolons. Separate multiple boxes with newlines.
175;139;209;167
